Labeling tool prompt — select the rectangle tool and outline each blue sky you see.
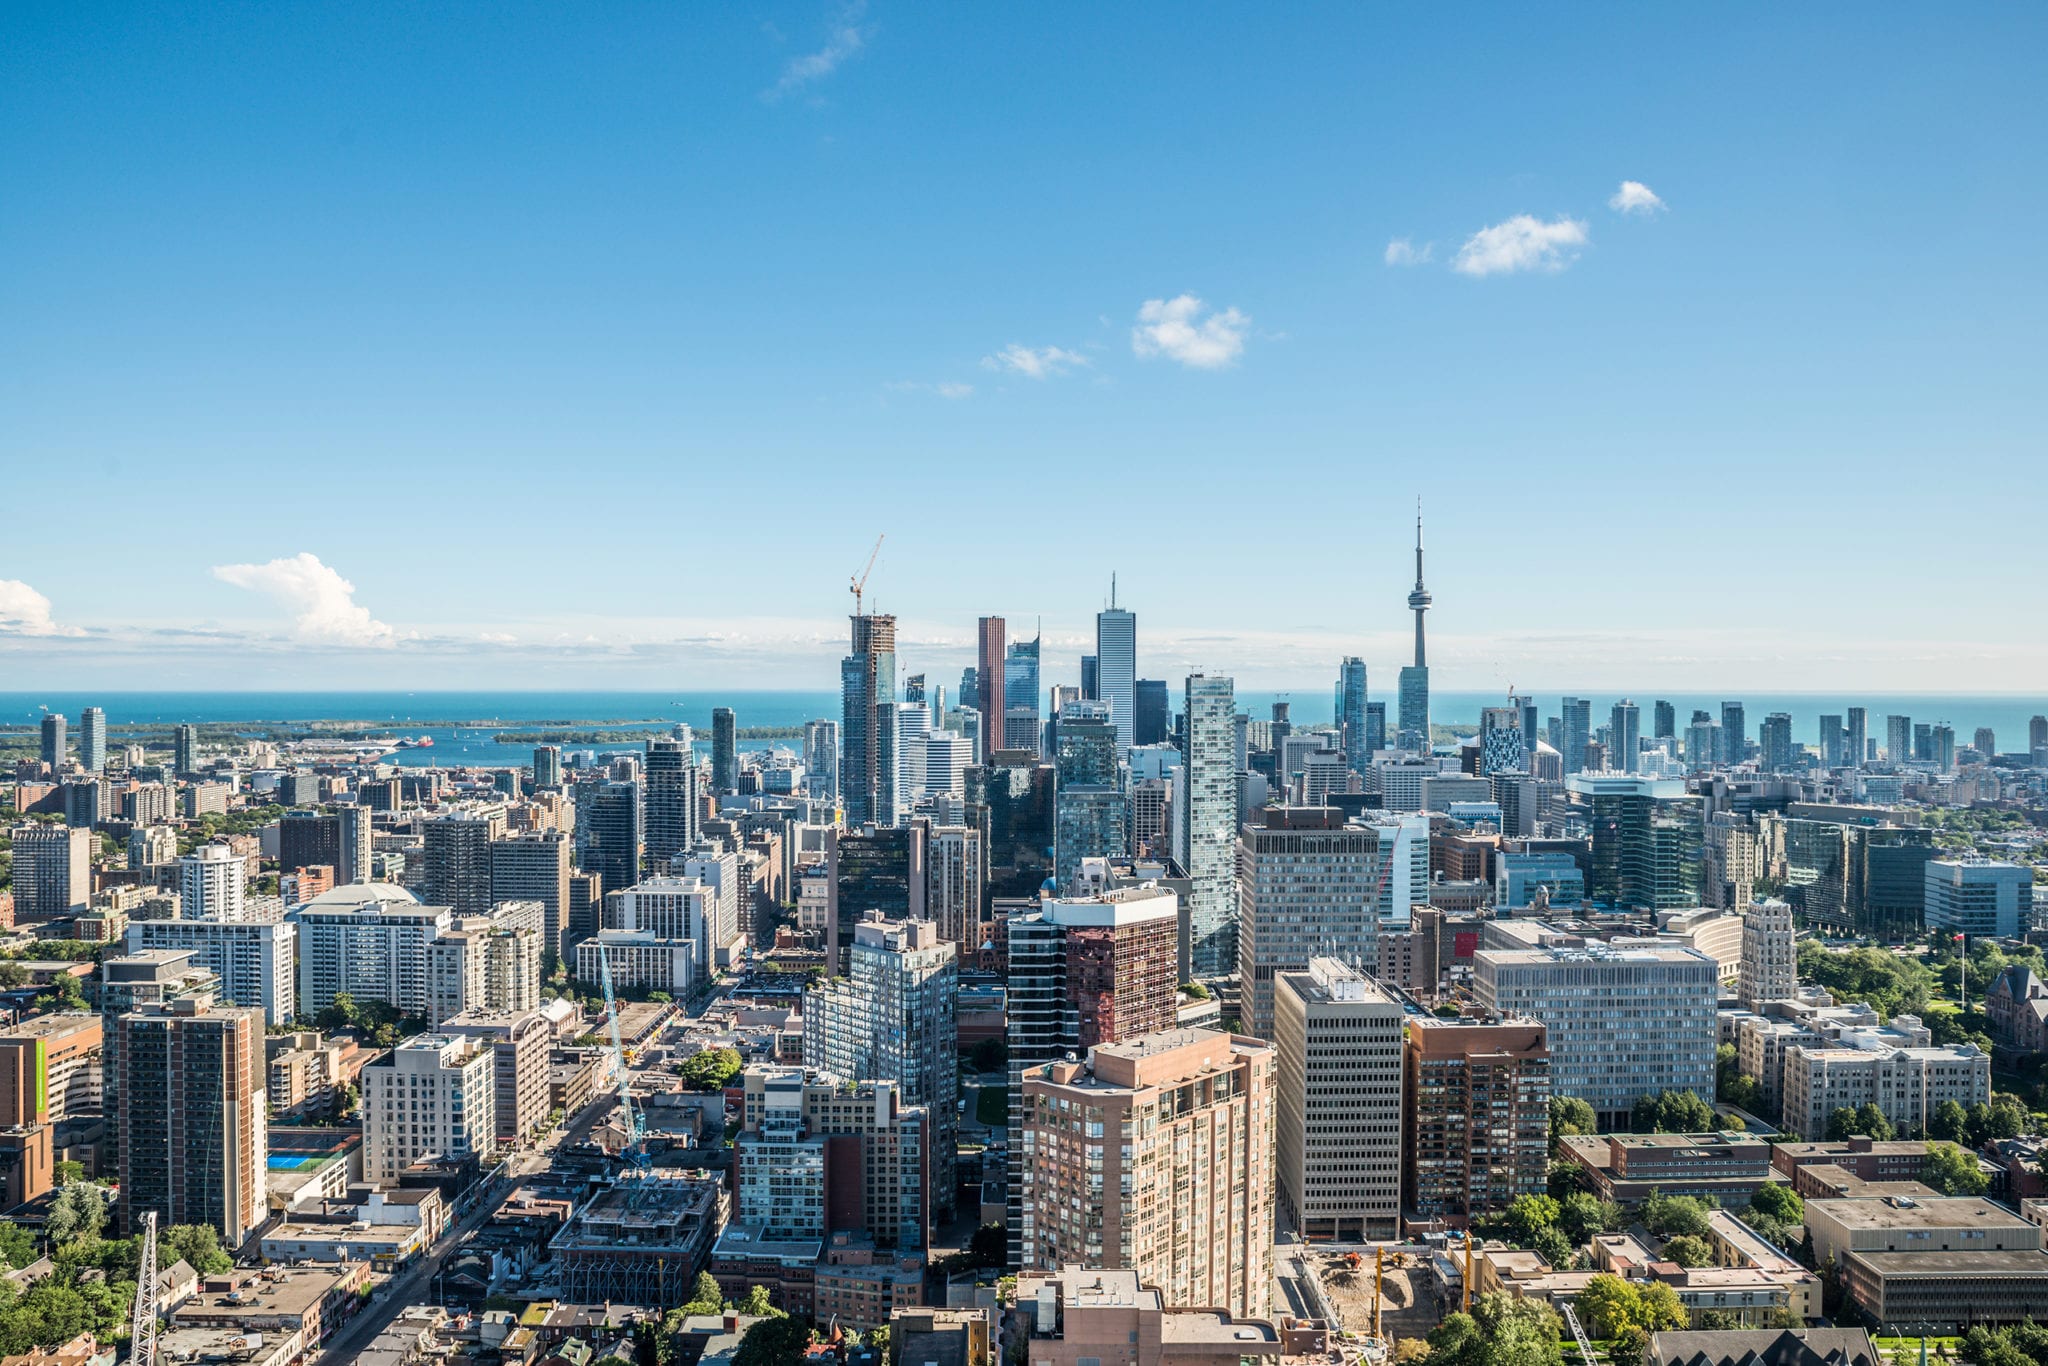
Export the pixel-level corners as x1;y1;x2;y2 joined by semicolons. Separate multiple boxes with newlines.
3;4;2043;693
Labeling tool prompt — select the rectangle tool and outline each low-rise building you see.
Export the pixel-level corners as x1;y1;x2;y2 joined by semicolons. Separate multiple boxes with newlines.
168;1264;372;1362
813;1231;926;1334
550;1170;727;1304
1560;1132;1778;1205
1803;1194;2038;1268
1779;1037;1991;1140
1009;1268;1291;1366
1644;1329;1878;1366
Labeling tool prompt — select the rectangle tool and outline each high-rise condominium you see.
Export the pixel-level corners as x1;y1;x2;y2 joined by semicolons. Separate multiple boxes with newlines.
1478;706;1526;776
1760;712;1794;772
1397;513;1431;750
1095;587;1136;758
1182;674;1238;977
1560;697;1592;774
1054;700;1124;891
802;913;959;1216
1720;702;1747;765
826;823;926;975
841;613;898;825
422;809;503;916
9;823;92;920
968;753;1055;903
1819;714;1845;767
39;714;66;772
492;829;574;962
78;707;105;773
1847;707;1869;767
533;744;563;789
1610;700;1640;773
1338;657;1369;775
1652;700;1676;740
1404;1015;1551;1227
1273;959;1403;1240
116;991;268;1244
177;842;248;922
1886;714;1913;765
172;723;199;776
1019;1028;1274;1318
710;708;737;794
644;736;700;865
580;781;643;900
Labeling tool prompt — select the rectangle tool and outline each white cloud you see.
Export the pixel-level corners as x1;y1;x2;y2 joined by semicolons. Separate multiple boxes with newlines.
764;3;866;101
980;344;1089;379
1452;215;1590;277
1130;295;1251;369
1384;238;1434;267
887;380;974;399
1609;180;1666;215
212;553;397;646
0;580;82;637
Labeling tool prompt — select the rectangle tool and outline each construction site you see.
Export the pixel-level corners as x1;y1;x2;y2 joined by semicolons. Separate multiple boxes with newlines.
1278;1245;1466;1354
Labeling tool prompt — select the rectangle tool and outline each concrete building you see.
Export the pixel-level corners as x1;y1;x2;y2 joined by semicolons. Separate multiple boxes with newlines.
178;843;249;922
1473;941;1718;1128
116;992;268;1245
1924;858;2035;939
1235;809;1383;1040
1780;1036;1991;1140
1560;1131;1776;1204
418;809;504;917
1005;884;1182;1265
575;930;700;995
1010;1268;1288;1366
439;1009;554;1146
1738;899;1797;1010
491;829;574;963
1402;1015;1551;1229
730;1067;933;1251
802;914;958;1217
124;917;297;1026
553;1169;727;1304
426;918;543;1025
9;823;92;920
1272;960;1402;1240
1805;1194;2048;1328
1020;1028;1274;1318
293;885;451;1019
361;1033;496;1184
1182;675;1238;979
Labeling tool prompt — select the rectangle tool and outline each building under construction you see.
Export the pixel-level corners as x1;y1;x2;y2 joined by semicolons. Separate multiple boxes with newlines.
550;1169;727;1305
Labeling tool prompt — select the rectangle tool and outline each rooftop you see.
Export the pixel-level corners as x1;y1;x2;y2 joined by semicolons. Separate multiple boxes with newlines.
1807;1195;2028;1231
1844;1249;2048;1276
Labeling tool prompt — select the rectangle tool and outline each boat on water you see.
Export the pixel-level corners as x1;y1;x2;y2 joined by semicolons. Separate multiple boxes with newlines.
393;735;436;749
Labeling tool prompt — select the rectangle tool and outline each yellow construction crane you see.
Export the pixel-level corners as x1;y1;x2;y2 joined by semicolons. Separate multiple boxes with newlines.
1462;1232;1476;1313
1371;1247;1384;1341
850;534;885;617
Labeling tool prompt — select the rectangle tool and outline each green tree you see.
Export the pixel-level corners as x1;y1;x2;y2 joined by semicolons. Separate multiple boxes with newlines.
0;1224;36;1271
1608;1326;1652;1366
678;1047;744;1093
1574;1276;1645;1341
1530;1225;1575;1269
1928;1098;1969;1142
42;1184;107;1249
1549;1096;1596;1151
676;1270;725;1317
1922;1141;1990;1196
968;1221;1008;1268
1660;1234;1713;1268
731;1314;812;1366
163;1224;233;1276
1747;1182;1802;1227
1546;1160;1586;1201
1641;1191;1713;1241
738;1284;779;1317
50;1162;82;1188
1635;1281;1686;1332
1501;1194;1560;1245
1631;1089;1717;1134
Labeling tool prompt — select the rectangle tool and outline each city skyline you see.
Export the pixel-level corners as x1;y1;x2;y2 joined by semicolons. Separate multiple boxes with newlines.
4;6;2045;690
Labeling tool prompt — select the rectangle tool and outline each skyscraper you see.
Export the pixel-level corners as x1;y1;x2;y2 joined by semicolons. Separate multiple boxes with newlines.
1403;1016;1551;1228
1760;712;1794;772
1236;809;1384;1039
532;744;563;789
826;823;927;975
2032;715;2048;765
1183;674;1238;978
78;707;105;773
9;823;92;920
422;810;501;916
1974;727;1997;759
802;719;839;802
279;810;342;881
1847;707;1869;768
1479;706;1527;775
1337;657;1369;775
173;723;199;776
1819;714;1845;767
1738;898;1796;1009
967;753;1055;903
841;613;898;825
1078;655;1097;702
492;829;574;963
802;913;959;1217
976;616;1007;763
1133;678;1169;748
38;713;65;772
1886;714;1913;765
1720;701;1747;764
1274;959;1404;1240
1652;700;1676;741
1054;700;1124;890
644;735;700;864
1608;699;1640;772
1006;633;1044;751
1095;583;1136;755
1560;697;1592;774
1397;512;1431;750
580;781;643;901
711;707;738;794
178;842;248;922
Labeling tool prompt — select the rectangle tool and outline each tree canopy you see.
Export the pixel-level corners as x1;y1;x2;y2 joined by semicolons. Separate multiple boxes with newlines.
1420;1293;1562;1366
1631;1089;1717;1135
1574;1274;1687;1340
679;1048;744;1093
731;1314;812;1366
1922;1141;1990;1196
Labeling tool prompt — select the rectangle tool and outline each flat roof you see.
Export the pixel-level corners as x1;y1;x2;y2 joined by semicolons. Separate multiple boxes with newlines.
1808;1195;2028;1230
1846;1250;2048;1276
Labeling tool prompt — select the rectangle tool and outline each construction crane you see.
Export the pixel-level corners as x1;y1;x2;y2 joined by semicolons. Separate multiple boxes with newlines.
129;1211;158;1366
597;943;648;1169
849;534;884;617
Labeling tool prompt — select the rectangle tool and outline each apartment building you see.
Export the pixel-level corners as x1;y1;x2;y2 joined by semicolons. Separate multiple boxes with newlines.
1403;1015;1551;1228
360;1033;497;1184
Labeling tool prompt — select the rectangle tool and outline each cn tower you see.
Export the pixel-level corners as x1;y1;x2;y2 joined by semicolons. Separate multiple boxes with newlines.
1407;508;1431;669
